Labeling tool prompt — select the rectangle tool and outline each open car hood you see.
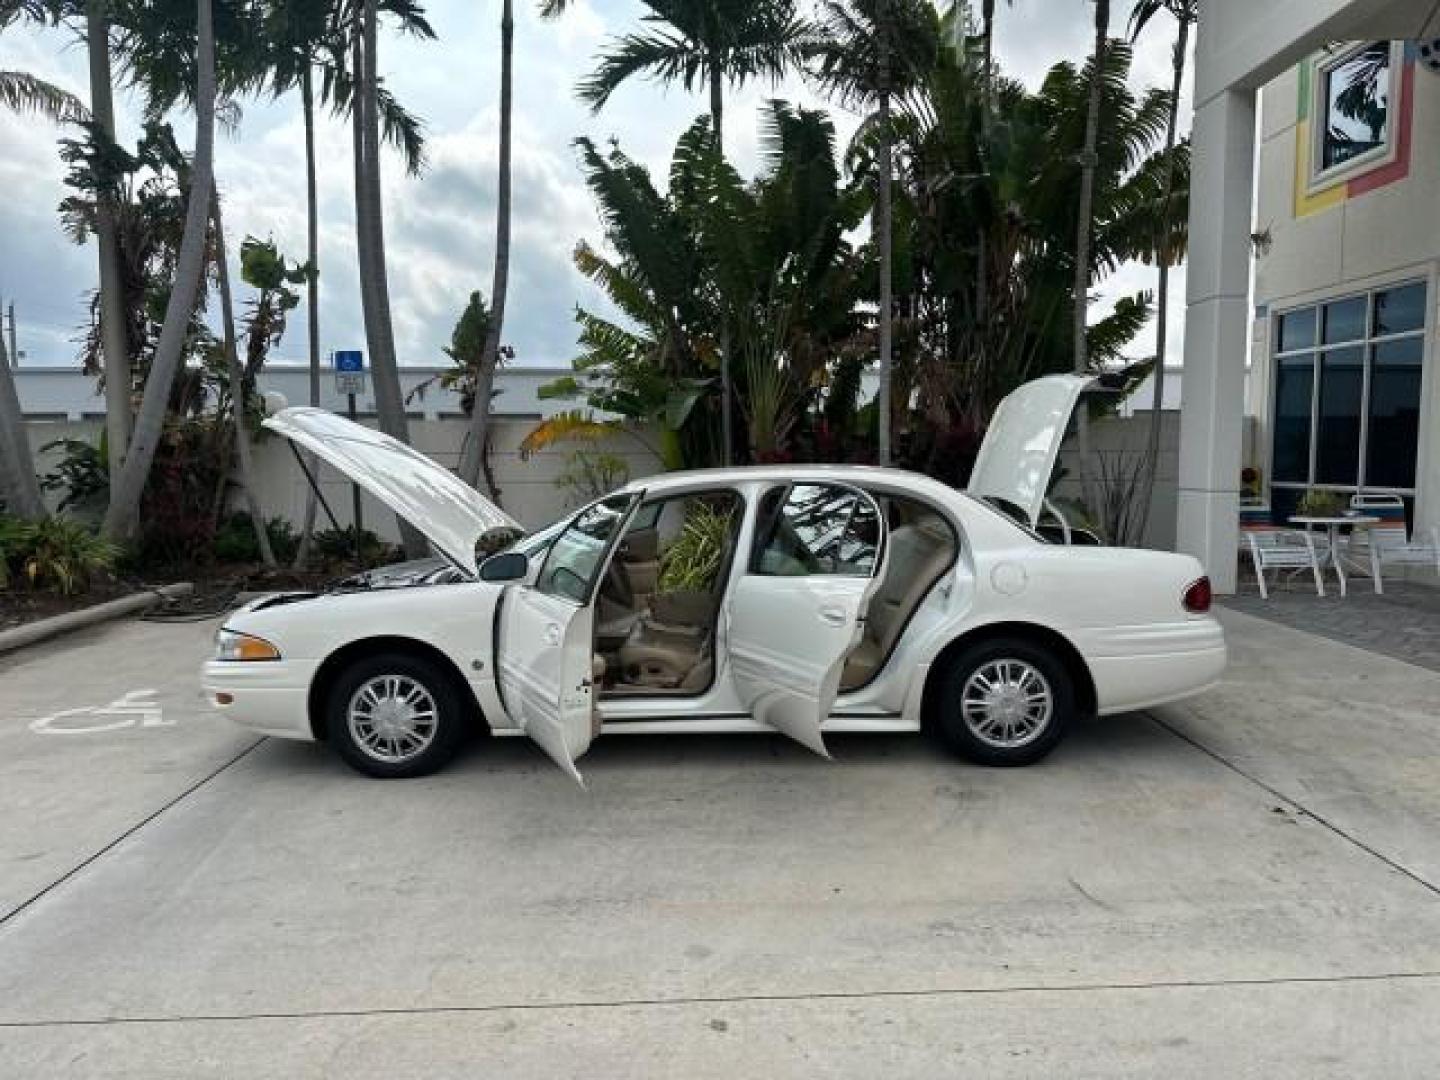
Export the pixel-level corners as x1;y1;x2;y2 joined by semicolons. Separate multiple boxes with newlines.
967;374;1098;526
263;407;519;577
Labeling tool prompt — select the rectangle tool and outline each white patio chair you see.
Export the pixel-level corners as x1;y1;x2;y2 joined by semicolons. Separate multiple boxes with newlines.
1345;494;1440;594
1239;505;1327;599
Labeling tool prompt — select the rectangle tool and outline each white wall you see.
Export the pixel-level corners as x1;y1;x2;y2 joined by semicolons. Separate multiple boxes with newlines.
1051;412;1216;552
23;416;665;537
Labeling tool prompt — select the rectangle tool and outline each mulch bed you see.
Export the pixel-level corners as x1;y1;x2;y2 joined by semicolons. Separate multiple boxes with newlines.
0;584;134;633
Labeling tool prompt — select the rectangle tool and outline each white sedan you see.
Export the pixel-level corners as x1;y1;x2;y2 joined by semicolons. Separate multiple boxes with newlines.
203;375;1226;783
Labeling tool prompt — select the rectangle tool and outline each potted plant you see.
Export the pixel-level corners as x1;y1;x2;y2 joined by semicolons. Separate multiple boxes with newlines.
1296;489;1343;517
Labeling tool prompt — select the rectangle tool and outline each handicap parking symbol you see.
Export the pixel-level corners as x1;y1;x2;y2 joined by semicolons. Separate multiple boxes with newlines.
28;689;171;735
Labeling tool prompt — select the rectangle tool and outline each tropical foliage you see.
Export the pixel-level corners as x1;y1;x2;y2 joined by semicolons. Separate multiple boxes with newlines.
0;515;120;594
534;28;1188;489
1;0;1202;576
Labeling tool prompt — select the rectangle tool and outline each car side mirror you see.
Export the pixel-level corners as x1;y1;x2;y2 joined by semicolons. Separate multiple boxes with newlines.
478;551;528;582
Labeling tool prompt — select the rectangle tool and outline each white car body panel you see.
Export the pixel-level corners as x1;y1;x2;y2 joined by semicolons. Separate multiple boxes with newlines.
496;586;597;785
207;386;1227;780
262;407;518;575
966;373;1092;525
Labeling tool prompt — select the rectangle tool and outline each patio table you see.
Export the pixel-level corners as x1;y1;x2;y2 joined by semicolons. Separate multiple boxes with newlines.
1289;514;1379;597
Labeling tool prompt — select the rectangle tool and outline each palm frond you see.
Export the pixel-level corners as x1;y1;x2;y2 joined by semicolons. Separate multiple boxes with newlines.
518;411;623;459
0;70;88;124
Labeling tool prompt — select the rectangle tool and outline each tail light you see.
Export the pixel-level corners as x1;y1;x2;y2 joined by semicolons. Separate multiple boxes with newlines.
1182;576;1212;614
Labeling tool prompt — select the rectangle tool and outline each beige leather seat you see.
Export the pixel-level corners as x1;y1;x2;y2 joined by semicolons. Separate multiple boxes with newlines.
618;591;716;689
841;522;953;687
594;528;663;650
618;528;660;604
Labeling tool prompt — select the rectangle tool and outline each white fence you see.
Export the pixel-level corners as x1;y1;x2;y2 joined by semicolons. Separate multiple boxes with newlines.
23;416;664;538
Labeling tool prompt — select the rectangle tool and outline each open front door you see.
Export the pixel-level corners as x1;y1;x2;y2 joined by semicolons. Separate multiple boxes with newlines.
727;483;888;757
497;494;638;785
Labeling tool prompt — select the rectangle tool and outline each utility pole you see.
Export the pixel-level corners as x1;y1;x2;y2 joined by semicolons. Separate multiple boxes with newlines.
3;301;16;369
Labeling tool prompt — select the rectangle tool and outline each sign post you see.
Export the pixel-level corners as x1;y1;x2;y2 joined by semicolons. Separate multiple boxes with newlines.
333;351;367;545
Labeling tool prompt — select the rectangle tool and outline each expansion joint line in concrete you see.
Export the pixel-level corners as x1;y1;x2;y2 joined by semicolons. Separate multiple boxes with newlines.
4;970;1440;1030
0;738;267;934
1144;711;1440;903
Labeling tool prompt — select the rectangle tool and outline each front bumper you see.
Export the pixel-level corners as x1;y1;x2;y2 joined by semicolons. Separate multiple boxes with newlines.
202;659;317;740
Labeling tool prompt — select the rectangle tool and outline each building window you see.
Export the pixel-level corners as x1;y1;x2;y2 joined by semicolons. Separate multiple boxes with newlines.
1310;42;1400;188
1270;282;1428;515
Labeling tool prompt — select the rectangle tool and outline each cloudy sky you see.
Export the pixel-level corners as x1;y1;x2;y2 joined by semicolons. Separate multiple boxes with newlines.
0;0;1192;372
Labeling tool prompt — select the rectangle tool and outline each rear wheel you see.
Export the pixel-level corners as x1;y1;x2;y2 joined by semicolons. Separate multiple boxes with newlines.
933;637;1075;766
326;652;467;778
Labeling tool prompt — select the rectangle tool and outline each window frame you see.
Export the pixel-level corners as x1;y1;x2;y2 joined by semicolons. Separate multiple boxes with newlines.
747;481;886;579
533;492;640;606
1307;40;1404;194
1268;279;1428;506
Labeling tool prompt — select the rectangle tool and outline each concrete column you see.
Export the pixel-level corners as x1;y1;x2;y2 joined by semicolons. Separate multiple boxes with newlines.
1177;86;1257;593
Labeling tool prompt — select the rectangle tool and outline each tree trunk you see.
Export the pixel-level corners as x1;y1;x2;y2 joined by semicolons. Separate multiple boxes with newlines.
876;8;893;467
710;62;733;468
211;193;276;566
0;324;45;518
1070;0;1110;519
354;0;426;556
86;0;130;485
293;61;321;568
1134;14;1190;544
100;0;216;541
459;0;511;497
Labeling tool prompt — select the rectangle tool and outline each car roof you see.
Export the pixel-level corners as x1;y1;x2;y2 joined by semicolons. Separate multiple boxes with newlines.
619;464;965;504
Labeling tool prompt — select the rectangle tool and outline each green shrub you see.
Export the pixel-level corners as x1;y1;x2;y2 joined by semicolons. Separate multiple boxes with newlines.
312;525;396;568
1;516;120;595
213;513;300;565
39;437;109;517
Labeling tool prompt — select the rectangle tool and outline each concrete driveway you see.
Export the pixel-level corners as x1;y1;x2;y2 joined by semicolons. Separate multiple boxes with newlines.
1;608;1439;1077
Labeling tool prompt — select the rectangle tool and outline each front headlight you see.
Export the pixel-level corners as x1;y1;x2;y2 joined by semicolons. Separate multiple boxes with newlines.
214;628;282;661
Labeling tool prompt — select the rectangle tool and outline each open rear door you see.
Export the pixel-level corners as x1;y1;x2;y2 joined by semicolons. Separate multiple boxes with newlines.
497;494;638;785
727;483;888;756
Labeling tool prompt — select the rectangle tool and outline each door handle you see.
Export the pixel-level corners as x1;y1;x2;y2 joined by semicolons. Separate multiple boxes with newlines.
543;623;561;646
818;606;848;626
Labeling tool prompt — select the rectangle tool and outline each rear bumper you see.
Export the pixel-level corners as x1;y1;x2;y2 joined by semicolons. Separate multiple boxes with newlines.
1075;618;1228;715
202;659;316;740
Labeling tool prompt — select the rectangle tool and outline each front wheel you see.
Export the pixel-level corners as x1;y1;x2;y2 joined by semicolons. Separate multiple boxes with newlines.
933;637;1075;766
326;652;468;778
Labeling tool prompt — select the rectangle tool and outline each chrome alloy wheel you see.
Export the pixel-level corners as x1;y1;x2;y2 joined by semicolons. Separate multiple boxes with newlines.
346;675;439;763
960;659;1053;749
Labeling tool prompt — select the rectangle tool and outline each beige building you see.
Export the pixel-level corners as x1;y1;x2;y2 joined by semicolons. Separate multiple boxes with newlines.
1181;0;1440;590
1250;37;1438;530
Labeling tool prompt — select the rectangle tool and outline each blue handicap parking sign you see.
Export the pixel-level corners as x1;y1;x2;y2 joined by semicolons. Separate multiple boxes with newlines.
334;350;364;372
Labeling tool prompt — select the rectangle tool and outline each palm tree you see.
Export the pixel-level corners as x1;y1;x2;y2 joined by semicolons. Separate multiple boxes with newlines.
3;2;130;491
457;0;512;492
1129;0;1195;540
0;313;46;518
210;193;276;566
351;0;427;555
806;0;936;465
580;0;809;464
1070;0;1110;508
100;0;216;541
84;0;133;491
0;69;84;517
578;0;808;149
266;0;431;562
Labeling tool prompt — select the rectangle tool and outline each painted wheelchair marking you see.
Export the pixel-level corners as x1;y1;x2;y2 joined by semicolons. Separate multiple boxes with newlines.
28;689;171;735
